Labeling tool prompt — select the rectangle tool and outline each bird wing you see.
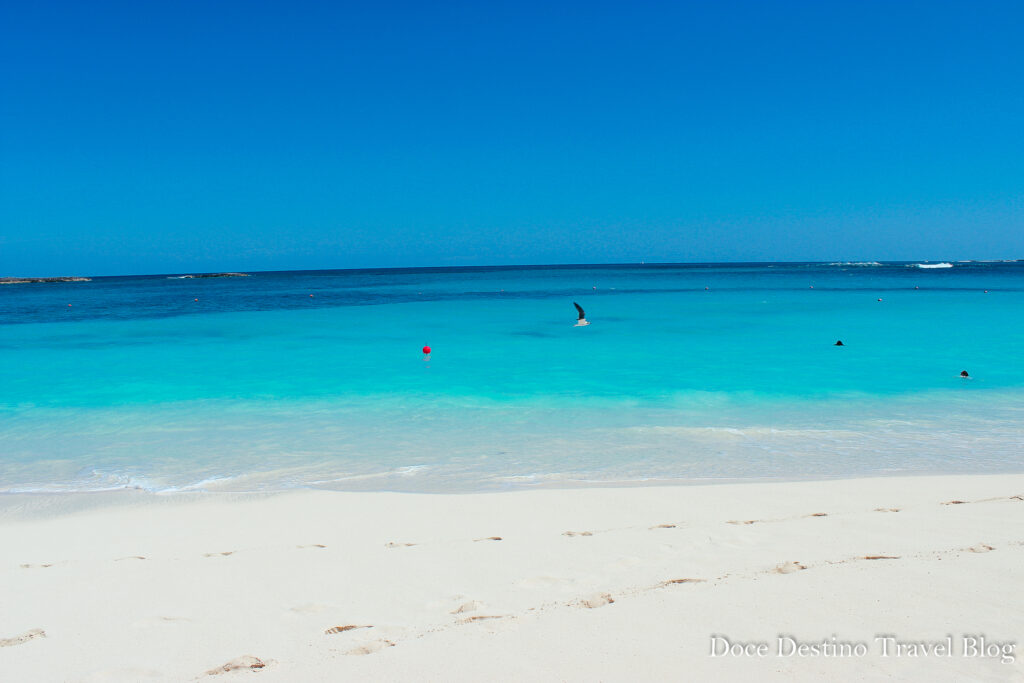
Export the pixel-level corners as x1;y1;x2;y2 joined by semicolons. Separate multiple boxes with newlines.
573;302;585;319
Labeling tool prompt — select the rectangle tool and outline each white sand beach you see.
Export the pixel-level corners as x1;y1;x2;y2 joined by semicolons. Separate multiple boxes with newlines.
2;474;1023;681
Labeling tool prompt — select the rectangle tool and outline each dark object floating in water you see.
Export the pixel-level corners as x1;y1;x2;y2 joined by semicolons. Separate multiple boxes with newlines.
960;370;970;378
0;276;91;284
176;272;250;279
834;340;844;346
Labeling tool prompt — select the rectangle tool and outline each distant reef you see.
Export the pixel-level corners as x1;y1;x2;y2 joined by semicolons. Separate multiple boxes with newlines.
1;276;92;284
174;272;251;279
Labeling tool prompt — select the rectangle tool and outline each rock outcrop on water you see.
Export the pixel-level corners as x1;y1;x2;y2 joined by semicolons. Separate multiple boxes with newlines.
0;276;92;284
176;273;250;278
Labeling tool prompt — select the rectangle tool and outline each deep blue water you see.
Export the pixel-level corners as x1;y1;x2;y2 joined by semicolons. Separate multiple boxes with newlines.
1;261;1022;492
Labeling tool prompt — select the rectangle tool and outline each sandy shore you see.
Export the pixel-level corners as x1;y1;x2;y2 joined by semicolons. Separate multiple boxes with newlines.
2;474;1023;681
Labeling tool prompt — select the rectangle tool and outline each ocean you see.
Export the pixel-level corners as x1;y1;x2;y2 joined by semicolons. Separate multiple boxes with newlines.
1;261;1022;493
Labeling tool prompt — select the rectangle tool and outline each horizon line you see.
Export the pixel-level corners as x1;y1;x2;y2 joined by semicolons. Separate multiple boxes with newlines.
6;258;1022;280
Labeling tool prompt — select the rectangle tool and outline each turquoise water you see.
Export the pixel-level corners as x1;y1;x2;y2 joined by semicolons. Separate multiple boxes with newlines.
2;262;1022;492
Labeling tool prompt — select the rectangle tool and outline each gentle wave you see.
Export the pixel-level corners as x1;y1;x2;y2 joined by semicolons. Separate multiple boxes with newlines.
912;262;954;269
828;262;883;267
1;471;161;494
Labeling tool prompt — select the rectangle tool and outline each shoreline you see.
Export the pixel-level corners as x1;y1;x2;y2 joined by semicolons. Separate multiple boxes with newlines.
6;467;1024;514
2;473;1022;680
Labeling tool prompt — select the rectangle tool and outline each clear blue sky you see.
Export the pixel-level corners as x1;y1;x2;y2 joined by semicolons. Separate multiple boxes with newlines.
2;1;1022;275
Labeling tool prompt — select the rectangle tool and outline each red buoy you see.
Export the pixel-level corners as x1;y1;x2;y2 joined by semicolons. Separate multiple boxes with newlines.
422;346;431;355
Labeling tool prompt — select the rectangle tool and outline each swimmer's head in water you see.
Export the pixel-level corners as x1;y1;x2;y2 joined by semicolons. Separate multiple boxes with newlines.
834;340;844;346
961;370;970;378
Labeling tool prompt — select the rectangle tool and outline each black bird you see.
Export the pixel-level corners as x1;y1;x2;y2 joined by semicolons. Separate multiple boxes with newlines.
573;302;589;326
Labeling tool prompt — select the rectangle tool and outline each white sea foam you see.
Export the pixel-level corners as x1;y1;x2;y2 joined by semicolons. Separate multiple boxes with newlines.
1;472;160;494
828;261;883;267
160;476;241;493
912;262;953;269
395;465;430;476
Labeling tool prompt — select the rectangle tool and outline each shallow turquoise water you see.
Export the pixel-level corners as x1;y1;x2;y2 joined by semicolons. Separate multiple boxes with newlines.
1;262;1022;492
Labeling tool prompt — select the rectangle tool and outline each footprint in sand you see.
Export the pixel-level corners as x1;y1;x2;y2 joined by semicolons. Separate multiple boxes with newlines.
942;500;968;505
297;544;327;549
577;593;614;609
562;531;593;537
0;629;45;648
345;639;394;655
727;520;760;526
874;508;901;513
325;625;373;635
385;542;417;549
660;578;705;587
204;656;268;675
202;551;235;557
458;615;505;624
451;600;483;614
967;544;995;553
650;524;677;529
115;556;147;561
19;563;54;569
807;512;828;518
774;561;806;574
862;555;900;560
473;536;503;542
